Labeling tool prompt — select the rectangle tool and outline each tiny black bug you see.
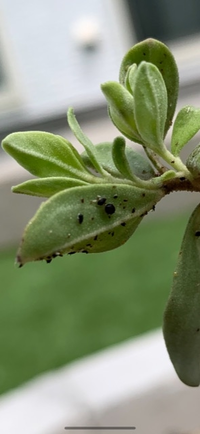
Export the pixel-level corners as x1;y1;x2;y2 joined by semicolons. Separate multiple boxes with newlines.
77;213;84;224
97;197;106;206
195;231;200;237
105;203;115;215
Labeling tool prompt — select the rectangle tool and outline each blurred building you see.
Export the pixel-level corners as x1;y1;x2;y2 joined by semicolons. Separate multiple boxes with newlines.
0;0;199;137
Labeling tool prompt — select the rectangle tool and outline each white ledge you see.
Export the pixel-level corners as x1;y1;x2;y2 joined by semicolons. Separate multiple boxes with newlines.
0;329;180;434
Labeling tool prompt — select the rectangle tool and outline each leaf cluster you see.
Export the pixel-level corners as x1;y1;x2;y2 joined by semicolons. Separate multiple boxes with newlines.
2;38;200;387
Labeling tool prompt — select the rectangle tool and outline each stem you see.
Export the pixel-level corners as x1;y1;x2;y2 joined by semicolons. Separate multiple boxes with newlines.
161;148;192;179
143;146;167;174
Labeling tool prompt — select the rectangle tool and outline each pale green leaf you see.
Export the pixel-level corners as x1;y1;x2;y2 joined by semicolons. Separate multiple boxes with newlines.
186;143;200;179
67;108;106;176
133;61;168;154
12;177;88;197
16;183;164;265
163;204;200;386
101;81;143;144
2;131;91;181
81;142;155;180
125;64;138;95
119;38;179;136
171;106;200;156
112;137;137;181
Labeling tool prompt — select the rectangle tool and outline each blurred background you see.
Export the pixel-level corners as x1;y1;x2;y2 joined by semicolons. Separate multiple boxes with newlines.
0;1;200;432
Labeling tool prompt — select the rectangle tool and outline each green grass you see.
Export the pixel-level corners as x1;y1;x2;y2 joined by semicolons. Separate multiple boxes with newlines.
0;211;190;395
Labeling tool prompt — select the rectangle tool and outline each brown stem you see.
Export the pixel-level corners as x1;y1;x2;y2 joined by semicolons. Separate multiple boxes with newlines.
162;176;200;195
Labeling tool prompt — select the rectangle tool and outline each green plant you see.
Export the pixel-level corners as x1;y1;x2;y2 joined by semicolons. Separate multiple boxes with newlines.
2;38;200;387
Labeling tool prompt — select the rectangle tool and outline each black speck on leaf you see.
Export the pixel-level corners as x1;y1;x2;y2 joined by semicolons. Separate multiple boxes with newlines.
105;203;115;215
97;197;106;206
78;213;84;224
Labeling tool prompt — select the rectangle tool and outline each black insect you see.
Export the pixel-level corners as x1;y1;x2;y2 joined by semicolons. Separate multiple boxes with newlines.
77;213;84;224
105;203;115;215
97;197;106;206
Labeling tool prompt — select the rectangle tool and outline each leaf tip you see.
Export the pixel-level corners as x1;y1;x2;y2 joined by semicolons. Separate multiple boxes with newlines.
15;252;24;268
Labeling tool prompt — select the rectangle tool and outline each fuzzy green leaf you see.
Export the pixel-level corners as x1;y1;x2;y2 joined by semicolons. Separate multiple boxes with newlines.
133;62;168;153
119;38;179;136
171;106;200;156
186;143;200;179
101;81;143;144
81;142;155;180
12;177;88;197
163;204;200;386
112;137;137;181
16;183;164;265
67;108;106;176
2;132;91;181
125;64;138;95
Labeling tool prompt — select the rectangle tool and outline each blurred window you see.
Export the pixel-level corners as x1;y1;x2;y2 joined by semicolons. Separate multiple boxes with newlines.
126;0;200;42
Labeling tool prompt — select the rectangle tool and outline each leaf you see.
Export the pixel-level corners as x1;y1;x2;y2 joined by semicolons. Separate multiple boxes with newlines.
67;108;106;176
171;106;200;156
101;81;143;144
12;177;88;197
125;64;138;95
186;143;200;179
81;142;155;180
163;204;200;386
112;136;138;181
119;38;179;136
16;183;164;265
133;62;168;153
2;132;92;181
